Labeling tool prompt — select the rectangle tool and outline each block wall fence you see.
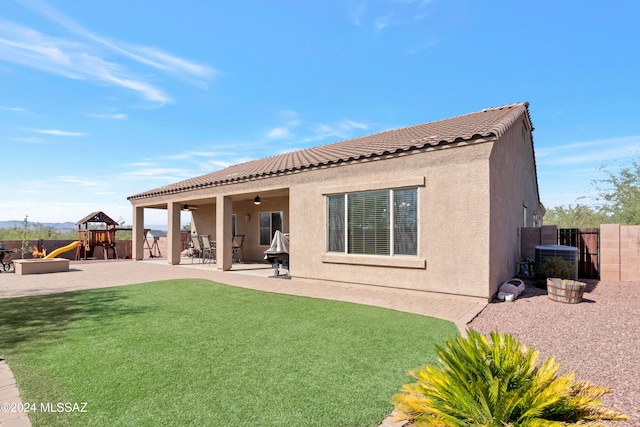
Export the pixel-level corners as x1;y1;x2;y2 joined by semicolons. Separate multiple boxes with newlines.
1;240;133;260
600;224;640;281
0;237;181;261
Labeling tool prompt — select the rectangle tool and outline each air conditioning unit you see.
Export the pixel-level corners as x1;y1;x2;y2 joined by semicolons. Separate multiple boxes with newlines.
535;244;578;279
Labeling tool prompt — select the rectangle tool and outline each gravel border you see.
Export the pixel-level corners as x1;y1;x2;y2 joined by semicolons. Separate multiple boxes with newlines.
468;279;640;426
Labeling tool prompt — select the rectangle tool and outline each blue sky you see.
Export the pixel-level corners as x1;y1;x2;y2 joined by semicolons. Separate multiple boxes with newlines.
1;0;639;225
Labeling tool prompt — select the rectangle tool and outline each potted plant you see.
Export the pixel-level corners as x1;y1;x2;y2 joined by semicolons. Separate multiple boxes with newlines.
540;257;586;303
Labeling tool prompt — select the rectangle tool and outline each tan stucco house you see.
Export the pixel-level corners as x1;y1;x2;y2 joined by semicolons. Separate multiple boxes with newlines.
128;102;543;301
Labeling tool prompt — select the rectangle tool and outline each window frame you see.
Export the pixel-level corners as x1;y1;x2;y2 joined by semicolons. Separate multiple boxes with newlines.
259;211;284;246
326;187;418;257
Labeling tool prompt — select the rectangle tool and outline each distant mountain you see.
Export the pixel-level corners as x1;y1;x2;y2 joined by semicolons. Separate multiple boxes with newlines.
0;220;77;230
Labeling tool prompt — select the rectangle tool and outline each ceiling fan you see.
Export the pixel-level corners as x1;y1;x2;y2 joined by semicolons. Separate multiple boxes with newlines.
182;204;199;211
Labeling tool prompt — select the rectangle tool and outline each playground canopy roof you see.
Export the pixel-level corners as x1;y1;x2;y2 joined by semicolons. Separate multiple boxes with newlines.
76;211;118;227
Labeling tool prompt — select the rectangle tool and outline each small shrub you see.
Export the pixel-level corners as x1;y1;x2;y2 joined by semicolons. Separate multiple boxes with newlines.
540;257;576;280
392;330;627;426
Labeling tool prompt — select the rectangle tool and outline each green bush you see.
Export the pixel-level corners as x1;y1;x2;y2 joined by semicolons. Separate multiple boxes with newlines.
392;330;627;426
540;257;576;280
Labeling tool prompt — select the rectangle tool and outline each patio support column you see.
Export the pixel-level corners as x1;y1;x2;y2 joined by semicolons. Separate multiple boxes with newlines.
167;202;181;265
132;206;145;261
216;195;233;271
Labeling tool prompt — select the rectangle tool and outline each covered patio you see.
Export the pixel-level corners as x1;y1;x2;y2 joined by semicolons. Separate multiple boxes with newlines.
131;187;290;272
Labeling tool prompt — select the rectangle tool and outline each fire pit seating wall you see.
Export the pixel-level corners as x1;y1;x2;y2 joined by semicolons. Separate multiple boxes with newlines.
13;258;70;275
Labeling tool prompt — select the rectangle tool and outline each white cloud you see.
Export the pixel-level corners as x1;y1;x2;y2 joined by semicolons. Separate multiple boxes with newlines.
12;136;45;144
0;0;216;104
168;151;213;160
34;129;86;137
352;0;435;30
267;127;291;139
99;72;170;104
205;159;234;170
56;175;102;186
118;167;194;182
406;37;438;54
0;19;172;103
89;113;128;120
309;119;369;142
130;46;217;86
18;0;216;80
374;12;397;30
536;135;640;166
350;1;367;26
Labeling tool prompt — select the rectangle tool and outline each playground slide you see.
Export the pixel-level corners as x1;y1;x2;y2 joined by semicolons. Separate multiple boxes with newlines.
44;241;81;259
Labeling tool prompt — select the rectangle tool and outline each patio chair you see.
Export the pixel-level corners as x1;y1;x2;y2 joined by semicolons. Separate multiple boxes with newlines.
190;235;203;264
200;234;216;264
232;234;245;263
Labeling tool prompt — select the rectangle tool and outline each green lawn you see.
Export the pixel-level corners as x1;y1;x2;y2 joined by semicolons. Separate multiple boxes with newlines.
0;279;458;426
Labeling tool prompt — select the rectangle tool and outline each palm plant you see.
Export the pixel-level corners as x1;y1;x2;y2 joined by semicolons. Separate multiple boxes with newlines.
392;330;627;426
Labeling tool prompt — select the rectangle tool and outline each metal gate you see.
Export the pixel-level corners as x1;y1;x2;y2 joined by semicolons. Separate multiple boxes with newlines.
557;228;600;279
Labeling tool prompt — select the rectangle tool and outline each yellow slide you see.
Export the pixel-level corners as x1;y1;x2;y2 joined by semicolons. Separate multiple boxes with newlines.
44;241;81;259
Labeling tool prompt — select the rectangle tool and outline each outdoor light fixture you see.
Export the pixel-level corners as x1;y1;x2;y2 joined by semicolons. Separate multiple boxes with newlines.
253;195;262;205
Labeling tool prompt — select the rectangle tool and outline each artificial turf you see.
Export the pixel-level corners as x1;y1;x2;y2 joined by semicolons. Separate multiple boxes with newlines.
0;279;458;426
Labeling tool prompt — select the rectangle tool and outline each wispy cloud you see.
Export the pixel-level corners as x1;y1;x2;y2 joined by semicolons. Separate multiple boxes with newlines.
536;135;640;166
119;166;194;182
56;175;103;187
308;119;369;142
0;19;171;103
351;0;435;31
267;127;291;139
89;113;128;120
2;106;25;112
34;128;86;137
351;1;366;26
374;12;397;31
166;151;222;160
406;37;438;54
125;113;374;185
12;136;45;144
0;0;216;104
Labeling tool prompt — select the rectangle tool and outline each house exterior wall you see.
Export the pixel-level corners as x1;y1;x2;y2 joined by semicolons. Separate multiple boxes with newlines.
130;128;540;300
288;142;494;299
488;120;542;295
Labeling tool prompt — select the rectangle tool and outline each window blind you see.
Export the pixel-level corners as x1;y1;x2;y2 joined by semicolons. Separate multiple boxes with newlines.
327;195;345;252
394;189;417;255
327;188;417;256
348;190;390;255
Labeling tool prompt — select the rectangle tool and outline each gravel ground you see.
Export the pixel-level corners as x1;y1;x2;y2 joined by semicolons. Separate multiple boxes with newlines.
468;279;640;426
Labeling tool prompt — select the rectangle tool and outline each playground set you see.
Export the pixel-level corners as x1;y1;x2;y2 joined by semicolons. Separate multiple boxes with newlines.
1;211;130;275
75;211;129;260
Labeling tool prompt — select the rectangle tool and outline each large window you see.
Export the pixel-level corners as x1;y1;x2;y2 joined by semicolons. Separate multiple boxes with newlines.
327;188;417;256
260;212;283;245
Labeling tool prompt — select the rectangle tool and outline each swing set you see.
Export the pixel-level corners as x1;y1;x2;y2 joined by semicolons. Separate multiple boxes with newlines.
75;212;128;260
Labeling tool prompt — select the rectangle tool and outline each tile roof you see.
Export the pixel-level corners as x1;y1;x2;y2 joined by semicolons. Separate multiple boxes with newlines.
129;102;531;200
